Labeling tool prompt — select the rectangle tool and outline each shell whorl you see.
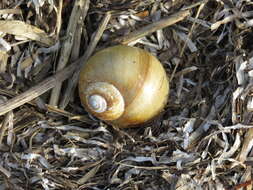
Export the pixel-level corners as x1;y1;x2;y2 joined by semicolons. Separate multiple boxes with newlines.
88;94;107;113
83;82;125;121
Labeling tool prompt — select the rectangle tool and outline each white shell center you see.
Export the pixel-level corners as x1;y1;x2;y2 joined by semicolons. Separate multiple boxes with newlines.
88;94;107;113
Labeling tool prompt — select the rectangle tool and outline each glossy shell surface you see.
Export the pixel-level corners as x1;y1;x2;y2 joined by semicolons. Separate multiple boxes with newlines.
79;45;169;128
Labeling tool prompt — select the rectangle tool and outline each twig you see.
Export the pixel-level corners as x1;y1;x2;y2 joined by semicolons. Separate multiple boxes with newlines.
55;0;63;38
0;89;91;123
0;50;8;73
237;128;253;163
0;111;13;146
211;15;237;31
114;10;190;45
116;162;170;170
59;0;91;109
59;12;111;109
174;66;198;78
0;164;11;178
170;2;205;82
49;0;90;106
0;62;76;116
210;10;253;30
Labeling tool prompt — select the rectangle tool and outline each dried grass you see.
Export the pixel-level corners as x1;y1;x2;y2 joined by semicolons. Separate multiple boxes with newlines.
1;0;253;189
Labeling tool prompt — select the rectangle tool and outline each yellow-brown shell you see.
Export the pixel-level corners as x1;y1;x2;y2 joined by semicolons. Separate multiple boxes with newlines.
78;45;169;128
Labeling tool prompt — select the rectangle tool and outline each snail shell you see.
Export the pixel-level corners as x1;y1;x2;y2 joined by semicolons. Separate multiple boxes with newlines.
78;45;169;128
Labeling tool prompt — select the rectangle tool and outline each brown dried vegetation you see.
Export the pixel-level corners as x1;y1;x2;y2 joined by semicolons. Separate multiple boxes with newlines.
1;0;253;189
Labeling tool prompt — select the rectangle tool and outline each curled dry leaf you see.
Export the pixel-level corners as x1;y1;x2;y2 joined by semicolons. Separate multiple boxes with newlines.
0;20;54;46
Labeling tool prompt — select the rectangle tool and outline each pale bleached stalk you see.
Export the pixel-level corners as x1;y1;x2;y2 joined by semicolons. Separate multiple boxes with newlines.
49;0;89;106
115;10;190;44
0;62;76;116
59;12;111;109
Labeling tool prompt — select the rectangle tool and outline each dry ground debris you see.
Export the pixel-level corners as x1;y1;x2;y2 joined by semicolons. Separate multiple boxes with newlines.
1;0;253;189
